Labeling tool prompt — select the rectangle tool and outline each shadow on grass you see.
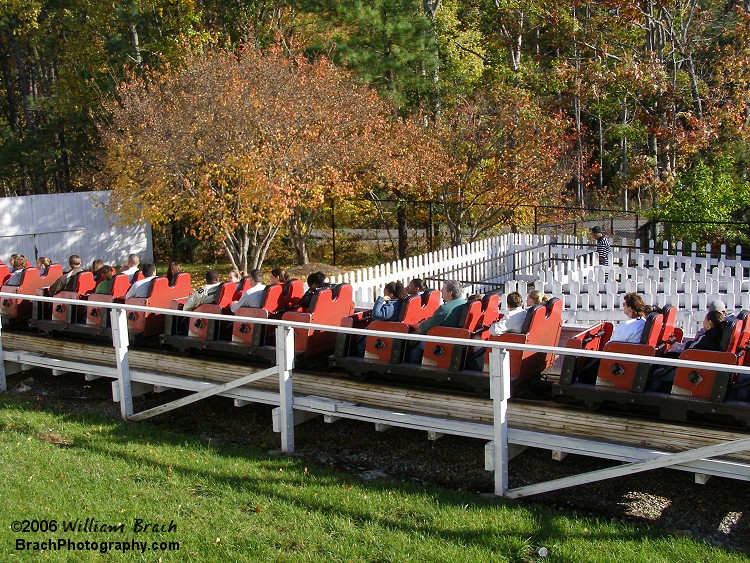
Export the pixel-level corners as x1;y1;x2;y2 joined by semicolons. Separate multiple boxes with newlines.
0;393;692;558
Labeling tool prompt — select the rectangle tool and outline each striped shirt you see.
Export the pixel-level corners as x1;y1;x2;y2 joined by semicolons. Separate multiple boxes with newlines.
596;236;611;266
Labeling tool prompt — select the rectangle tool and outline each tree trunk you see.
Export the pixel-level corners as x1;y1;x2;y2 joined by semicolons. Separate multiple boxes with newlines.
288;212;309;265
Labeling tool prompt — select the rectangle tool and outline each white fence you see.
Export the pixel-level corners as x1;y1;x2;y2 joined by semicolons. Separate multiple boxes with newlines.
337;234;750;335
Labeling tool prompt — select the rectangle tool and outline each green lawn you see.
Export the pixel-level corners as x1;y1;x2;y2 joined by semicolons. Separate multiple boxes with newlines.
0;393;743;562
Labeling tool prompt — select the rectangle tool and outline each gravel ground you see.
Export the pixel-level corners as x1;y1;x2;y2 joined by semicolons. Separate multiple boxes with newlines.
5;369;750;554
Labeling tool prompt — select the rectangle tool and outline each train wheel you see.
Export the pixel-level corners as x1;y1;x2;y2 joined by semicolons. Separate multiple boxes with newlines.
583;401;602;412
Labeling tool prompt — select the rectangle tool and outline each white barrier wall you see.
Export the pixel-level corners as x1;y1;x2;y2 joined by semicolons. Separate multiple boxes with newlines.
340;234;750;335
0;191;152;268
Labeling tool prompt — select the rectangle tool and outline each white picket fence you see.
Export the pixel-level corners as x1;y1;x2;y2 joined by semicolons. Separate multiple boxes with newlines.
336;234;750;335
330;233;583;304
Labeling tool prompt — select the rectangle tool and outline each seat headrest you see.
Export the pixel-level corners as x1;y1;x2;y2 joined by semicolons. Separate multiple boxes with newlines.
520;304;543;333
639;312;663;345
421;289;436;306
720;319;739;352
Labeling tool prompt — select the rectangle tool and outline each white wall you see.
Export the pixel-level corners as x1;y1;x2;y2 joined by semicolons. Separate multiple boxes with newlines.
0;191;152;268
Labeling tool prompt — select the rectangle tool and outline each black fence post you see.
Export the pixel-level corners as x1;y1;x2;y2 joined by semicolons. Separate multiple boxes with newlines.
428;201;434;252
331;199;336;266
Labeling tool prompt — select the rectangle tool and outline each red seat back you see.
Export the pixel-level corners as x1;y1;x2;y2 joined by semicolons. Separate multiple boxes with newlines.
672;318;744;401
657;305;678;346
0;263;9;285
233;277;253;300
480;293;501;327
422;300;483;369
284;284;354;356
213;282;237;308
230;284;286;345
559;321;614;384
485;298;563;387
596;312;664;391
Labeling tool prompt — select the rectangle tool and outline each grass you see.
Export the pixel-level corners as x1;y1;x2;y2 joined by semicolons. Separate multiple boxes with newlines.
0;393;744;562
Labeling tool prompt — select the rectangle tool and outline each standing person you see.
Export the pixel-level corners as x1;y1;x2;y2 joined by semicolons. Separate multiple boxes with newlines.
590;226;611;266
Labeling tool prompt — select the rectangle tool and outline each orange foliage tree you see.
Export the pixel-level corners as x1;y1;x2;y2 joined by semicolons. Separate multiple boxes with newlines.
96;42;409;269
435;86;574;245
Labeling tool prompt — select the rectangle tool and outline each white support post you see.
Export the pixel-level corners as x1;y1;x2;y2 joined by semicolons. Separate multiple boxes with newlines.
489;347;511;497
110;307;133;419
0;318;6;392
276;325;295;453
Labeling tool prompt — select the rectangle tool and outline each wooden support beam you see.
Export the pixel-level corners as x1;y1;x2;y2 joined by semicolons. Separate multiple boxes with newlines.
374;423;392;432
276;326;295;453
234;399;253;407
552;450;568;461
2;360;24;378
324;414;342;424
695;473;711;485
111;380;152;402
271;407;320;432
485;442;528;470
128;366;277;422
506;437;750;499
51;369;70;377
428;431;444;441
84;374;101;381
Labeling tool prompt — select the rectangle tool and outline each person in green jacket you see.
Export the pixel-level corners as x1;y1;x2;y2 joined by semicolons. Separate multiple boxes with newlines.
407;280;467;363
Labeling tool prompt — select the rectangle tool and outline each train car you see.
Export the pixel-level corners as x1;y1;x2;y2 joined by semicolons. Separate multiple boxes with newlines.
0;264;63;326
331;296;562;394
161;281;353;367
553;308;750;425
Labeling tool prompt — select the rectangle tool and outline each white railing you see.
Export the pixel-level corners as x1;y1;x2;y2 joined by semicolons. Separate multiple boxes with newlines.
2;291;750;499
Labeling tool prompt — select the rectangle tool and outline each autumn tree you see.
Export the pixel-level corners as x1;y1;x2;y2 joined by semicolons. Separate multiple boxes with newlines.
435;86;573;245
97;42;410;269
